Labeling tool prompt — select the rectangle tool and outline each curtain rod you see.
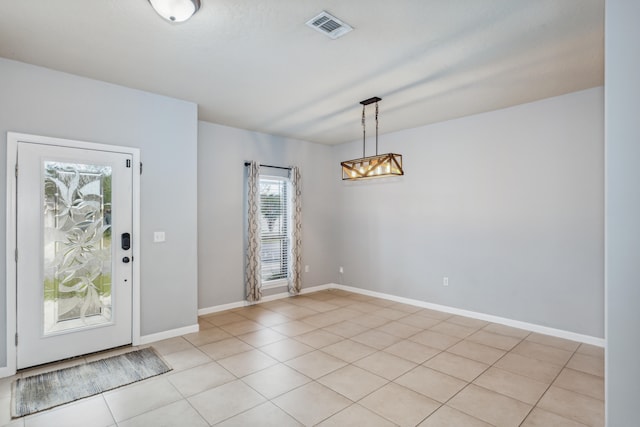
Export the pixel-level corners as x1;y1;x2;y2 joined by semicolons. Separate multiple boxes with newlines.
244;162;291;171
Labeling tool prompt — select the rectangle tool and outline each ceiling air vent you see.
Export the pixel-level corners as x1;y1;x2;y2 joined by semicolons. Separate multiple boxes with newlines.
305;11;353;40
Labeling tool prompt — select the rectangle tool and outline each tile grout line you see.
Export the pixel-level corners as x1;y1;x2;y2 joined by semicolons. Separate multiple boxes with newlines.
230;297;420;425
205;293;525;426
515;343;595;427
411;330;529;427
201;292;600;426
100;393;119;426
12;290;599;426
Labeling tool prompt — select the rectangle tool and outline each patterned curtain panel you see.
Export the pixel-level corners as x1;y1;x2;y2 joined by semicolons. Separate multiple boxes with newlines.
289;166;302;295
246;161;262;302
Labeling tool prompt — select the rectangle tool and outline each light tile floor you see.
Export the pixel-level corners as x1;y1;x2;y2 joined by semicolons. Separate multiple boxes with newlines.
0;289;605;426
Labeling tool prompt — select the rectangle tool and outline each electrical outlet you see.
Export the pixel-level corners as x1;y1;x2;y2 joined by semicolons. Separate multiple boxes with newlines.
153;231;166;243
443;277;449;286
305;265;310;273
339;266;344;274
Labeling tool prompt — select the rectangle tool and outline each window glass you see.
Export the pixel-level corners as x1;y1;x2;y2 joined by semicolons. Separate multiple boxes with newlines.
259;176;290;283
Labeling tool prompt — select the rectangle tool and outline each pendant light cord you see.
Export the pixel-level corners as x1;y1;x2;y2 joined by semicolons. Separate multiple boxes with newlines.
360;98;381;158
375;101;379;156
362;105;366;158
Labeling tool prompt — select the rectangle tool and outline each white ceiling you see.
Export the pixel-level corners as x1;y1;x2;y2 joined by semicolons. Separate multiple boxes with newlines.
0;0;604;145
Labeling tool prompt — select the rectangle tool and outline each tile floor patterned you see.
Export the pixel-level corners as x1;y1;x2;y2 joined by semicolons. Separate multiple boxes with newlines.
0;290;605;426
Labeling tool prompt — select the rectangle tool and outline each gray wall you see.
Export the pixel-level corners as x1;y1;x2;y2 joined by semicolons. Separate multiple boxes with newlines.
197;121;336;308
605;0;640;423
0;58;199;367
333;87;604;337
0;55;606;371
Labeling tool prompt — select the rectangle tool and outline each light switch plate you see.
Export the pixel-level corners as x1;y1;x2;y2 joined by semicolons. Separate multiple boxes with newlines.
154;231;166;243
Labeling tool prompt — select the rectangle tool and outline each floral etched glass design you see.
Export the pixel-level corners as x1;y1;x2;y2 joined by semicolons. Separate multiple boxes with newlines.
43;162;112;334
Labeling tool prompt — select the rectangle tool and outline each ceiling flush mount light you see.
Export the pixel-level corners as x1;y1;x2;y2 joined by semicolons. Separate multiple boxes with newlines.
341;97;404;180
148;0;201;23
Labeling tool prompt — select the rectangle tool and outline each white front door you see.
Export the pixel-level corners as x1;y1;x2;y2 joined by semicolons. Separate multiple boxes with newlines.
16;141;133;369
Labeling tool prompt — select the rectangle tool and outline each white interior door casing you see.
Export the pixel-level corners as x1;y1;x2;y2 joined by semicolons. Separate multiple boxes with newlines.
5;132;141;371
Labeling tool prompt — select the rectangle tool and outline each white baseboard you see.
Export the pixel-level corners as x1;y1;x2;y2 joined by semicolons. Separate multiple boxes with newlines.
300;284;333;295
197;284;334;315
196;282;604;348
332;284;605;347
139;324;199;345
198;301;247;316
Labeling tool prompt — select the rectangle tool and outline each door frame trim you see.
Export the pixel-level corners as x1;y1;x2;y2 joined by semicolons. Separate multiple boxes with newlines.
4;132;141;376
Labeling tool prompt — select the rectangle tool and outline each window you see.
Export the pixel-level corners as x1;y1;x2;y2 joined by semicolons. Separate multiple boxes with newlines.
259;175;291;287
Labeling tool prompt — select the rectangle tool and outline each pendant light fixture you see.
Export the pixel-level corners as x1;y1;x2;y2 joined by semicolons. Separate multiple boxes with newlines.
341;97;404;180
148;0;201;23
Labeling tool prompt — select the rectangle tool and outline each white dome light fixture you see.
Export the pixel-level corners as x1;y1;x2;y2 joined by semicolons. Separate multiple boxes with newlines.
148;0;201;23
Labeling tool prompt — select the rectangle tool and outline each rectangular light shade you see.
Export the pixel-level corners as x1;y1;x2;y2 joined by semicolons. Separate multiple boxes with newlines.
341;153;404;180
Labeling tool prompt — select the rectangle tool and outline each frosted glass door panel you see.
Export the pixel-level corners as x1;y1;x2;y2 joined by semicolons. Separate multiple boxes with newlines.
43;162;113;334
